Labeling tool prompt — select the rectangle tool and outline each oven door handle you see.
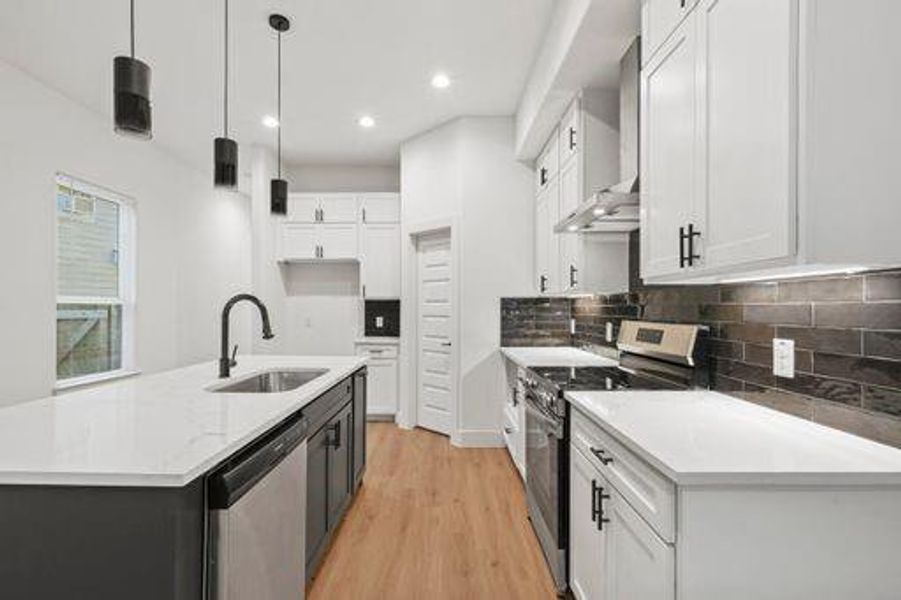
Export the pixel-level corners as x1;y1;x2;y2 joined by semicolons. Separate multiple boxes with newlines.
524;397;563;432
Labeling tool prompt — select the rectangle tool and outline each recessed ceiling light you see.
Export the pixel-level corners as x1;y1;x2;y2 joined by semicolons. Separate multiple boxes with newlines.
358;115;375;129
262;115;280;128
431;73;451;89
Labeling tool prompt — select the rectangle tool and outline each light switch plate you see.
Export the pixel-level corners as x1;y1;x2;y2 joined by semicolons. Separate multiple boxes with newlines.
773;338;795;378
375;316;384;329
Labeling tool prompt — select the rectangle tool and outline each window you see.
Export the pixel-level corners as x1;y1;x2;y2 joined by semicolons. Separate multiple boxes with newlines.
55;174;135;384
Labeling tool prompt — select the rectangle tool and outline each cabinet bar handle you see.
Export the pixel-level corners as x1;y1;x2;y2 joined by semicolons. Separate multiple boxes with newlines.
597;485;612;531
591;479;600;522
362;207;367;223
687;223;701;266
569;264;578;288
569;127;576;151
539;274;548;293
679;226;688;268
540;167;548;186
590;446;613;466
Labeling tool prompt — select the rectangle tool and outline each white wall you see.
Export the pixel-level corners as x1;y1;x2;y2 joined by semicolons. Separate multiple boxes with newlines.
286;164;400;193
399;117;534;445
0;59;253;406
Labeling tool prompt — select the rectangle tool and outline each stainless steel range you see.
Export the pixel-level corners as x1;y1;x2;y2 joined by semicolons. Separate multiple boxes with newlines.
523;320;708;594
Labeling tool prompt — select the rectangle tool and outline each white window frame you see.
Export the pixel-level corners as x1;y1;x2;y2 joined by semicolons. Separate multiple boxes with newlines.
54;173;137;390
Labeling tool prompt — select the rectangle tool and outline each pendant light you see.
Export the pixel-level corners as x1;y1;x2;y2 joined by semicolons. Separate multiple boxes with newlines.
269;14;290;215
214;0;238;188
114;0;152;138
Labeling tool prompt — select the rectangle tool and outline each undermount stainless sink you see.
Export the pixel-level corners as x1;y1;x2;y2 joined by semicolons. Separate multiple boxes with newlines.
213;369;328;393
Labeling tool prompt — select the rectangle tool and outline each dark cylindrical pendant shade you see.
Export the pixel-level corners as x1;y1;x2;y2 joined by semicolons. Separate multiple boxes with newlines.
214;137;238;188
114;56;152;138
271;179;288;214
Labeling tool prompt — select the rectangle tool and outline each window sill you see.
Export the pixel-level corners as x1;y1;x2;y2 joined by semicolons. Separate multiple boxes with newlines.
54;369;142;394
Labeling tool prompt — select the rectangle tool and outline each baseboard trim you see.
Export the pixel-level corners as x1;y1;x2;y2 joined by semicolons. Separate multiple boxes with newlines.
366;414;396;423
452;428;504;448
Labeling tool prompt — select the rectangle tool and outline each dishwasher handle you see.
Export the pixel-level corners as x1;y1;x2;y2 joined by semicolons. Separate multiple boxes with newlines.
208;417;308;509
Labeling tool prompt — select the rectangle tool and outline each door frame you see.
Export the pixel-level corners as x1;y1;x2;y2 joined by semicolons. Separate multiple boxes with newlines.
398;217;461;443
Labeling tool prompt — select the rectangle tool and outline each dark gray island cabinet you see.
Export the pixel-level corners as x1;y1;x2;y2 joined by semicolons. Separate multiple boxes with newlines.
0;366;367;600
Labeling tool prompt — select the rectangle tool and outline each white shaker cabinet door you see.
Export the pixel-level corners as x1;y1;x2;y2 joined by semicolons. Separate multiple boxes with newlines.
319;224;358;260
570;448;607;600
281;224;318;260
696;0;796;272
361;223;401;298
320;195;358;223
604;485;674;600
366;358;398;416
361;194;400;224
641;0;698;65
640;15;699;280
287;194;320;223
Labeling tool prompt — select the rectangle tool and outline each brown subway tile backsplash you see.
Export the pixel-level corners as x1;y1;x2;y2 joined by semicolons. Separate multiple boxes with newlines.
866;271;901;301
500;257;901;447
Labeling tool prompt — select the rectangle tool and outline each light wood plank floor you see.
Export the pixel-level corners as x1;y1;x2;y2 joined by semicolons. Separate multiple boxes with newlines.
307;423;557;600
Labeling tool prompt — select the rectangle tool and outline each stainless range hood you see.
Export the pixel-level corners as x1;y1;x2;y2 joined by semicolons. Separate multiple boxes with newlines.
553;176;639;233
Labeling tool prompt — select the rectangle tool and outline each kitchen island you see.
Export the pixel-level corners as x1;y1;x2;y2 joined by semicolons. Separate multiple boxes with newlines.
0;355;367;599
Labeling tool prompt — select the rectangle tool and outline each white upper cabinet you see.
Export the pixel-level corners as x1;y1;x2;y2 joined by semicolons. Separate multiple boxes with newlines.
319;224;358;260
697;0;794;271
559;100;581;168
641;0;699;65
361;223;401;298
534;92;629;295
535;179;560;294
640;16;699;279
641;0;901;283
287;194;358;223
360;194;400;224
319;195;358;223
535;129;560;194
281;224;318;260
287;195;320;223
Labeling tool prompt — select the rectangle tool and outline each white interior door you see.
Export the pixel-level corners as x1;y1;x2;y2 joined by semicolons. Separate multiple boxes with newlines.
416;231;454;436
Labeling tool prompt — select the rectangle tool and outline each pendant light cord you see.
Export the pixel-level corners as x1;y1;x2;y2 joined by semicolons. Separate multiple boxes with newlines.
223;0;229;137
277;29;282;179
129;0;135;58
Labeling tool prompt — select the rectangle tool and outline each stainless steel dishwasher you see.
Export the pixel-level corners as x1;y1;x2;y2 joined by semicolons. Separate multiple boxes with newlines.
208;416;308;600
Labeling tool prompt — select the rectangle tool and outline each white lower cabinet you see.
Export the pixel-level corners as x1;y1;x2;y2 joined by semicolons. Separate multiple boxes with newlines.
355;343;398;417
570;444;673;600
569;447;606;600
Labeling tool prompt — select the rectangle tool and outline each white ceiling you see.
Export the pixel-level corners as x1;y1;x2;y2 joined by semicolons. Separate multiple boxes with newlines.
0;0;555;169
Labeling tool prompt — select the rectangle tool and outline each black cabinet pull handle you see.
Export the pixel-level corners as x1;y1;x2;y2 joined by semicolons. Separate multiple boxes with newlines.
680;0;686;8
569;264;578;288
569;127;577;151
590;447;613;466
540;167;548;186
679;226;688;268
591;479;600;522
329;421;342;449
540;274;548;293
597;485;612;531
687;223;701;266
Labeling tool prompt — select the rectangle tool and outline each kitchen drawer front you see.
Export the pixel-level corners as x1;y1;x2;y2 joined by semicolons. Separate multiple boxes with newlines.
571;407;676;542
357;344;398;359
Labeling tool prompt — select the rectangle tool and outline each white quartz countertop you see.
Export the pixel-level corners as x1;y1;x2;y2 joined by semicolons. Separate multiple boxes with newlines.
501;346;618;368
566;390;901;486
0;355;366;488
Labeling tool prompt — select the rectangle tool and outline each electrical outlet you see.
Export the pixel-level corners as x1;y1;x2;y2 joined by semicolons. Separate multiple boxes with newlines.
375;316;384;329
605;322;614;343
773;338;795;378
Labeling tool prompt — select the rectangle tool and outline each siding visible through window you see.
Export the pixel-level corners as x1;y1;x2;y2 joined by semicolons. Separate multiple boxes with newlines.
55;175;134;382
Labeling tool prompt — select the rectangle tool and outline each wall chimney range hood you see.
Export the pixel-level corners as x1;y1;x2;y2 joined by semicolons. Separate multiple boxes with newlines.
554;176;639;234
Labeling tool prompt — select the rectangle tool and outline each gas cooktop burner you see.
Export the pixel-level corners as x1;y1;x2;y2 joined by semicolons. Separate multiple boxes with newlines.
528;365;682;392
